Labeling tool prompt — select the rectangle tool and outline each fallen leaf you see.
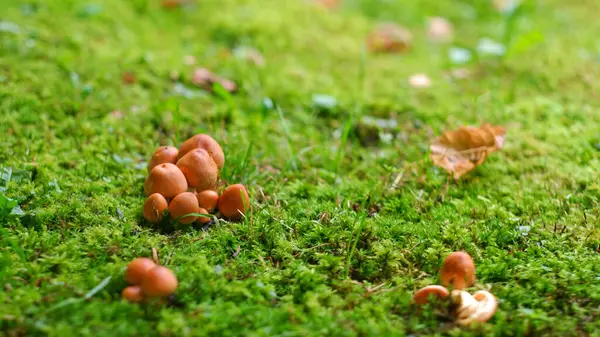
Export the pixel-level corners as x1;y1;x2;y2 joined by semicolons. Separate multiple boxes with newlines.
313;0;339;9
493;0;520;13
367;23;413;54
162;0;185;8
233;46;264;67
409;73;431;88
430;124;505;179
183;55;196;65
191;68;237;94
122;72;136;85
427;17;453;42
109;110;123;119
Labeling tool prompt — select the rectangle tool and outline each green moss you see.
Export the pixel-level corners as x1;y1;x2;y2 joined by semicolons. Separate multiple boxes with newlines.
2;0;600;335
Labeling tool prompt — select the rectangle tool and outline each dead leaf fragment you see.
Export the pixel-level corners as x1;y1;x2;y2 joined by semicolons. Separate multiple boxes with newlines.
367;23;413;54
313;0;339;9
162;0;186;8
122;72;136;85
430;124;505;179
191;68;237;94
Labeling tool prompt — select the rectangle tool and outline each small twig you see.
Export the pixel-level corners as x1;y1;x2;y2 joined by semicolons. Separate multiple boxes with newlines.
232;245;241;258
365;282;386;294
389;169;404;191
152;247;159;264
164;249;175;266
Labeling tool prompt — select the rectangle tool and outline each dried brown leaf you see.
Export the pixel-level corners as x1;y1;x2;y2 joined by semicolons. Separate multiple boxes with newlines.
367;23;413;54
430;124;505;179
191;68;237;94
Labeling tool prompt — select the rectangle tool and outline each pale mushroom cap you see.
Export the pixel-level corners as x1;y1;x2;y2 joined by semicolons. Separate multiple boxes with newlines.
178;134;225;169
141;266;178;297
427;17;453;42
453;289;498;325
471;290;498;323
218;184;250;220
144;163;188;198
440;252;476;290
168;192;199;224
413;285;450;305
148;146;179;172
176;148;219;191
143;193;168;223
409;73;431;88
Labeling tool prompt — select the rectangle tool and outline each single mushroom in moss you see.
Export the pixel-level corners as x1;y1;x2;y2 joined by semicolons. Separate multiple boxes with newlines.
141;265;178;297
197;190;219;212
177;134;225;169
143;193;168;223
413;285;450;305
218;184;250;220
176;148;218;191
440;252;475;290
125;258;157;285
168;192;199;224
148;146;179;172
144;163;188;198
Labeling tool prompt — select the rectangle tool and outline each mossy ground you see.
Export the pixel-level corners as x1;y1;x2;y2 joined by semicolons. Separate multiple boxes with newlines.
2;0;600;336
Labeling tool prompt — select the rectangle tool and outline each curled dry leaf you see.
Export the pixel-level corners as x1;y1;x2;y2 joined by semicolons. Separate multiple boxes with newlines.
452;290;498;325
367;23;413;54
430;124;505;179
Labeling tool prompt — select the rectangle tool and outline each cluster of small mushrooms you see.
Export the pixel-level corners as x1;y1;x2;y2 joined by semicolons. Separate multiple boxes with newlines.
143;134;250;226
413;252;498;326
121;258;178;302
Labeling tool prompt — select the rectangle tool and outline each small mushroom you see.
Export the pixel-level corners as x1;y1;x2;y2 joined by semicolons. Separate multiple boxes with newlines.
176;148;219;191
144;163;188;198
125;258;157;285
218;184;250;220
196;207;211;225
452;290;498;325
168;192;199;224
427;17;453;42
413;285;450;305
197;190;219;212
141;265;178;297
143;193;168;223
177;134;225;169
148;146;179;172
122;286;144;303
440;252;475;290
409;73;432;89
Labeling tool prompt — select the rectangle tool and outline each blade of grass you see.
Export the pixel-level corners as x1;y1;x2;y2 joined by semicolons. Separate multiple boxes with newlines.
343;182;381;279
333;45;367;173
276;106;298;171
